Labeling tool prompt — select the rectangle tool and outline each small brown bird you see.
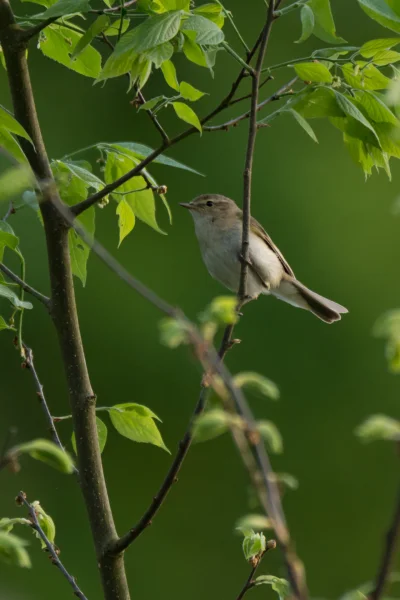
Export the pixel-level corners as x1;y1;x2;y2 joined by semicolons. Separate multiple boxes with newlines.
180;194;348;324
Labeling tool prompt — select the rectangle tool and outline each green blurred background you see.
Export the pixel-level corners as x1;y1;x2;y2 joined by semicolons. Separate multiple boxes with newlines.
1;1;400;598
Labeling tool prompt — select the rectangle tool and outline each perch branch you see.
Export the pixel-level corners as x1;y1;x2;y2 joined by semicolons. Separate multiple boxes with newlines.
236;540;277;600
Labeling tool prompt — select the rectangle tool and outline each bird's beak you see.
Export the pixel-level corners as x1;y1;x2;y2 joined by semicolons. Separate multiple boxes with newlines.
179;202;193;210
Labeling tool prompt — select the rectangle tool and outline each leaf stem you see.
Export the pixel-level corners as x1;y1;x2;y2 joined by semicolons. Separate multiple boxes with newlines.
223;41;255;74
215;1;249;53
0;262;50;307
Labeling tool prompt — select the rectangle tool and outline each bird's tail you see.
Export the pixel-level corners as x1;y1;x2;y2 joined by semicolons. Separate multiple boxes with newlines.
270;276;348;324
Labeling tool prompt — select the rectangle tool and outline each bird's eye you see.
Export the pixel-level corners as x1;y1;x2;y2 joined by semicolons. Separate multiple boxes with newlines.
206;200;214;207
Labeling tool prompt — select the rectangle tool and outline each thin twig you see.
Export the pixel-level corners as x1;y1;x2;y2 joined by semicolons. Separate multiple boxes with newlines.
369;482;400;600
203;78;297;132
0;262;50;307
23;344;70;458
136;89;170;143
236;541;277;600
229;75;274;107
17;492;88;600
2;200;15;221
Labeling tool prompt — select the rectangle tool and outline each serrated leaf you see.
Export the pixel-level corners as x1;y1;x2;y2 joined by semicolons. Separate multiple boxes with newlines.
39;25;102;78
253;576;291;600
72;416;107;454
341;62;391;90
0;165;34;204
109;403;169;452
71;14;110;60
31;502;56;550
358;0;400;34
182;34;208;67
334;91;381;147
0;105;32;142
144;40;174;67
172;101;202;132
233;372;279;400
114;10;182;55
372;49;400;66
39;0;91;19
293;61;333;83
193;3;224;28
360;38;400;58
286;109;318;142
293;87;345;118
179;81;205;101
306;0;346;44
235;514;272;532
160;59;179;90
257;420;283;454
15;439;75;473
0;532;31;568
181;14;224;45
97;48;136;80
355;414;400;442
116;198;135;246
0;284;33;309
129;56;152;90
296;5;314;43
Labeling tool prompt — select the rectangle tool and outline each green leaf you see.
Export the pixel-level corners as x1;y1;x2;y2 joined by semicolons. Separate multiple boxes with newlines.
199;295;238;325
372;49;400;66
71;14;110;60
182;34;208;67
274;472;299;490
39;25;102;78
159;317;190;348
144;41;174;67
333;91;381;147
138;95;165;111
181;14;224;45
179;81;205;101
290;87;345;119
55;160;104;191
129;56;152;89
72;416;107;454
104;18;130;36
15;439;75;473
0;518;31;533
69;206;95;286
358;0;400;34
239;528;266;561
172;101;202;132
0;316;13;331
114;10;182;55
0;532;31;568
31;502;56;550
109;403;169;452
0;129;27;164
355;414;400;442
160;59;179;90
293;61;333;83
235;514;272;532
257;420;283;454
0;165;34;204
193;409;242;443
286;109;318;142
306;0;346;43
0;223;19;253
341;62;391;90
0;105;32;142
126;181;163;233
40;0;91;19
102;141;203;175
355;91;398;124
97;49;136;81
193;3;224;28
0;284;32;309
253;576;291;600
233;372;279;400
359;38;400;58
116;198;135;246
296;5;315;43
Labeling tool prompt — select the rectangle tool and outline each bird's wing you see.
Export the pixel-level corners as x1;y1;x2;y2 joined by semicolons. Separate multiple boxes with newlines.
250;216;295;278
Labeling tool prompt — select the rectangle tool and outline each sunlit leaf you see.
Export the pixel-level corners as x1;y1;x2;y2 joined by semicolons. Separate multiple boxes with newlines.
355;414;400;442
71;14;110;60
69;206;95;286
114;10;182;55
109;403;169;452
358;0;400;34
359;38;400;58
179;81;205;101
172;101;202;132
293;61;333;83
234;514;272;532
181;14;224;45
0;165;34;204
233;372;279;400
31;502;56;550
0;105;32;142
341;62;391;90
306;0;346;43
253;576;291;600
182;34;208;67
160;58;179;90
39;0;91;19
116;198;135;246
72;416;107;454
286;108;318;142
296;5;314;43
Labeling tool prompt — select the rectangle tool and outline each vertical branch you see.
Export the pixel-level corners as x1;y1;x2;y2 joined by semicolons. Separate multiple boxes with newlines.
369;482;400;600
0;3;130;598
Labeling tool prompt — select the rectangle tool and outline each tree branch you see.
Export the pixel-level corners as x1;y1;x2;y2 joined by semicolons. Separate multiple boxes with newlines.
236;540;277;600
369;482;400;600
0;3;130;598
0;262;50;307
17;492;89;600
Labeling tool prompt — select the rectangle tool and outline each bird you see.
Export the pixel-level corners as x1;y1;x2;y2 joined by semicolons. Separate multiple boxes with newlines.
180;194;348;324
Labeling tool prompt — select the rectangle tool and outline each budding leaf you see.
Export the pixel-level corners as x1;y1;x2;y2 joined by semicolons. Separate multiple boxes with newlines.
233;372;279;400
355;414;400;443
171;101;202;133
0;532;31;568
253;575;291;600
14;439;75;474
31;502;56;550
235;514;272;533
